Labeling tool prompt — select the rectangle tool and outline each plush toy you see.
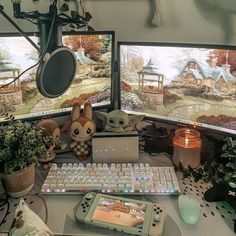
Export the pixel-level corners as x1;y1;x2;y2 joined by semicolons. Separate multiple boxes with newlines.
62;102;96;161
95;110;144;132
35;119;61;169
9;198;52;236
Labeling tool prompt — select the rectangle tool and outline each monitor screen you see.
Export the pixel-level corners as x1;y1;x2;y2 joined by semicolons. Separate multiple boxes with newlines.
0;31;115;122
118;42;236;135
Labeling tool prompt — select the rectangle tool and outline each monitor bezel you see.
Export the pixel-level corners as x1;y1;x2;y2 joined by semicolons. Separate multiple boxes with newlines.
0;30;115;123
117;41;236;137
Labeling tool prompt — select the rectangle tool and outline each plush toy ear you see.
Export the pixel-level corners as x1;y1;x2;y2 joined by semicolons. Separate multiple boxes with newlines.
127;115;145;127
83;102;93;120
61;120;71;132
71;103;81;121
95;111;109;123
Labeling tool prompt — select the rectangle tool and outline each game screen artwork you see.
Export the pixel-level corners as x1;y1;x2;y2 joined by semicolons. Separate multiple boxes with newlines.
119;44;236;132
92;196;146;229
0;33;113;120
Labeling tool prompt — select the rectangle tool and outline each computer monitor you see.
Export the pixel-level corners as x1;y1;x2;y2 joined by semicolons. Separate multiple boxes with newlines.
0;31;115;122
118;42;236;136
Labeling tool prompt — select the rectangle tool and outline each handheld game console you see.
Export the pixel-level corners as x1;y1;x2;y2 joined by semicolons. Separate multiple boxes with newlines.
75;192;166;236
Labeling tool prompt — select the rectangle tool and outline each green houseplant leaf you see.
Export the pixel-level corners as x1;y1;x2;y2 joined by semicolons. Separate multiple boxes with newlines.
179;137;236;188
0;119;53;175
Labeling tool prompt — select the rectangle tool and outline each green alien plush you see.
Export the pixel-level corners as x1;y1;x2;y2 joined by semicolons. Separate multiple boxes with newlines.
95;110;144;132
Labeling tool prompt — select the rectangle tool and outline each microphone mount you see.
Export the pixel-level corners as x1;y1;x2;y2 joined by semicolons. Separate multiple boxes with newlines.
0;2;92;53
0;4;40;53
0;1;92;98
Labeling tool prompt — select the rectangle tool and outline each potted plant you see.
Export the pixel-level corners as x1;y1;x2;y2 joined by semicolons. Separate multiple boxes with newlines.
183;136;236;187
179;136;236;217
35;118;67;169
0;119;53;198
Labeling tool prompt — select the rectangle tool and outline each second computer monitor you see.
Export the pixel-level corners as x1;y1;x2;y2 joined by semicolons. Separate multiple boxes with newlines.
0;31;115;122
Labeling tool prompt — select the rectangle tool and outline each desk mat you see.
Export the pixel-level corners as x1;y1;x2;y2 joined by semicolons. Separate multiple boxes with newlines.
0;163;235;235
176;172;236;233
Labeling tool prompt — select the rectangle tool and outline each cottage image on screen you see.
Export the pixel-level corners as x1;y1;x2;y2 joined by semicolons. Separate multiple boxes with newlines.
120;44;236;133
92;197;146;228
0;32;113;121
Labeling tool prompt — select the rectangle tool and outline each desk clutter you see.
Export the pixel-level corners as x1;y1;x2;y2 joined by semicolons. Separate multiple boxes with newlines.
0;105;235;235
1;167;235;235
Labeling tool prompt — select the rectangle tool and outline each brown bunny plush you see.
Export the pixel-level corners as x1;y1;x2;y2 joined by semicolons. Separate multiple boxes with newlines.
62;102;96;161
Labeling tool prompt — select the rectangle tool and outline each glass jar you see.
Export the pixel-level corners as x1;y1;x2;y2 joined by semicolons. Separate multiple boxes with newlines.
173;128;202;169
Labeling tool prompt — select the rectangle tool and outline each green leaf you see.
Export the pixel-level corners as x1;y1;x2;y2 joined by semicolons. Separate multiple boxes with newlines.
222;143;228;152
224;173;232;182
229;182;236;188
217;164;225;173
69;23;76;28
60;3;69;12
71;10;78;19
226;162;236;170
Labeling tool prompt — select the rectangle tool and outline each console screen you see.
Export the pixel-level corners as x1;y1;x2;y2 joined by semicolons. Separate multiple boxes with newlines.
92;196;146;229
118;42;236;135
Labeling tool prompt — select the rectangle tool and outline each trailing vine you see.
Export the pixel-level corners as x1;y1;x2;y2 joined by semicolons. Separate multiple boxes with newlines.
176;137;236;188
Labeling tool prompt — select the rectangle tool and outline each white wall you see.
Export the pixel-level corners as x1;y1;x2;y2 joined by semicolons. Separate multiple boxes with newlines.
0;0;236;45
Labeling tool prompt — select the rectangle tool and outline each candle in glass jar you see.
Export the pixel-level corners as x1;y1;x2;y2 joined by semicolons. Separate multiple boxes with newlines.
173;128;201;169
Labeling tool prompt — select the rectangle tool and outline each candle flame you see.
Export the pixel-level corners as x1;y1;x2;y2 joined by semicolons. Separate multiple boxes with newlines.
185;137;189;146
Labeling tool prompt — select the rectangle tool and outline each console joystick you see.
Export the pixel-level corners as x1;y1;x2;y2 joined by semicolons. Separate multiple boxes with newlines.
149;203;167;236
75;192;96;223
85;193;94;200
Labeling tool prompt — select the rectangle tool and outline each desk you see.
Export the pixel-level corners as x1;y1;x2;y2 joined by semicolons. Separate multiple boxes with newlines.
0;152;235;236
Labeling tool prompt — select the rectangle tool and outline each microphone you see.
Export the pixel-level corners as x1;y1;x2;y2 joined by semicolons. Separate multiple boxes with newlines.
1;1;79;98
12;0;21;18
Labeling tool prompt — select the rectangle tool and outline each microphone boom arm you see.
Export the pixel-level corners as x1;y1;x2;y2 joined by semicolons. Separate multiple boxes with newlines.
0;4;41;53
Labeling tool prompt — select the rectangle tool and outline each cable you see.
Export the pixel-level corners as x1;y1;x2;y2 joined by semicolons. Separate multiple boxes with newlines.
29;193;48;224
80;0;85;17
0;60;41;89
53;0;58;6
0;195;9;227
26;17;38;25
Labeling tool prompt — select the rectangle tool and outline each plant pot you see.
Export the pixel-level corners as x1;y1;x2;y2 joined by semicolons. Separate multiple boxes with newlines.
1;164;35;198
39;150;56;170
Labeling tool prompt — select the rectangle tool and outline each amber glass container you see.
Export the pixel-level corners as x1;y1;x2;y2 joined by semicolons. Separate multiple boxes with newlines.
173;128;202;169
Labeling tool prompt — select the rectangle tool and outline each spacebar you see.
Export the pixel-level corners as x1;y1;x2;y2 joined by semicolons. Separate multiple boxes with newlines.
65;183;103;191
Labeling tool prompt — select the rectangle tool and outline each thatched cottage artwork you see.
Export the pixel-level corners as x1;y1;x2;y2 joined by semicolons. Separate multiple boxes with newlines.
178;56;236;94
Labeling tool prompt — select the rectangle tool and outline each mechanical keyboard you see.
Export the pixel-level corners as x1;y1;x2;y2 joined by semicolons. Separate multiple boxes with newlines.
41;163;181;195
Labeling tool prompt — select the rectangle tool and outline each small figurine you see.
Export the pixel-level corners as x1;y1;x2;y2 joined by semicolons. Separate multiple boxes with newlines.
95;110;144;132
35;119;61;169
62;102;96;161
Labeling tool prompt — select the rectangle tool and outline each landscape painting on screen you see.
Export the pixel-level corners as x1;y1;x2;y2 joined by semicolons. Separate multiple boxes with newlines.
120;45;236;131
0;33;113;120
92;196;146;229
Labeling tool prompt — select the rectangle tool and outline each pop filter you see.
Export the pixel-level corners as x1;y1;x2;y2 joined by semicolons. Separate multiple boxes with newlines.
36;46;77;98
